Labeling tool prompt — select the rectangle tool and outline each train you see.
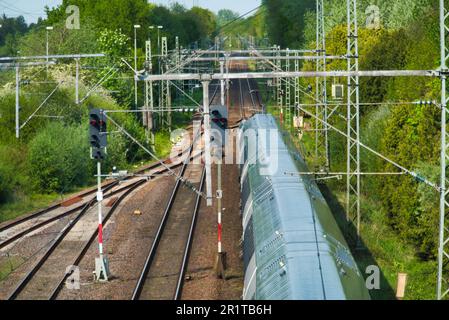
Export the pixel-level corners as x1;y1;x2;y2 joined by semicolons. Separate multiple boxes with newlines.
238;114;370;300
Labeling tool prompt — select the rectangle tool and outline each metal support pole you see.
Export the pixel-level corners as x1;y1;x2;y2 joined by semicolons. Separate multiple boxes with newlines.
220;61;225;106
175;36;180;68
161;37;171;132
145;40;154;144
438;0;449;300
276;46;283;123
294;57;300;109
97;162;103;258
225;54;230;108
15;66;20;139
75;58;80;104
95;161;109;282
157;28;160;55
285;49;291;127
315;0;330;171
214;158;226;278
46;29;49;77
346;0;361;241
203;81;213;206
134;27;138;109
217;161;222;253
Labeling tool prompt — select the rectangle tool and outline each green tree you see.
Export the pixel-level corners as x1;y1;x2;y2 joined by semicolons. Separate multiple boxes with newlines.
217;9;240;27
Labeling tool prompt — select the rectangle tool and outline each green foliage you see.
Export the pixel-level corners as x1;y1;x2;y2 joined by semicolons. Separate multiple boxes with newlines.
415;162;440;256
188;7;217;40
17;19;98;58
27;122;90;193
262;0;315;48
0;14;28;56
0;144;29;203
44;0;217;49
46;0;151;40
98;29;130;61
217;9;240;28
220;9;267;41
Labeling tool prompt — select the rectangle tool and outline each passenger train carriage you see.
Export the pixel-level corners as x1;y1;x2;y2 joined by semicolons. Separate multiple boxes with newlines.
239;114;370;300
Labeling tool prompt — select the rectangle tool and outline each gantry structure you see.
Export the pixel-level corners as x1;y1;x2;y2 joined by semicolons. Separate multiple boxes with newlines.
134;0;449;299
1;0;448;300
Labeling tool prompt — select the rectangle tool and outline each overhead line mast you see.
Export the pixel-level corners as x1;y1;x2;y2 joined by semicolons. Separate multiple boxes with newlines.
438;0;449;301
316;0;330;172
346;0;361;242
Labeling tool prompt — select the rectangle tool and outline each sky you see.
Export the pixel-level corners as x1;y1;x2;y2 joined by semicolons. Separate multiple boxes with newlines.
0;0;262;24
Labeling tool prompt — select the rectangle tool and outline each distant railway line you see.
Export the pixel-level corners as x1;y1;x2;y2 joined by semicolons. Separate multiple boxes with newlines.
131;141;205;300
131;81;221;300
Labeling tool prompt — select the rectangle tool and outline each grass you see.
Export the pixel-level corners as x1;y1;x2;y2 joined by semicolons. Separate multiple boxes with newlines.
0;189;86;223
0;255;24;281
327;190;436;300
356;195;436;300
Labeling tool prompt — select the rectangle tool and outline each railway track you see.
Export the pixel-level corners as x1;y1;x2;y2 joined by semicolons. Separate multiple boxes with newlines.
132;113;205;300
0;155;202;252
0;143;205;238
5;178;148;300
230;60;261;125
131;81;221;300
1;81;219;300
2;147;207;299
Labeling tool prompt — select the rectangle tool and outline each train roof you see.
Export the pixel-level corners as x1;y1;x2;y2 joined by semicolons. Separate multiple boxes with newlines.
241;114;369;300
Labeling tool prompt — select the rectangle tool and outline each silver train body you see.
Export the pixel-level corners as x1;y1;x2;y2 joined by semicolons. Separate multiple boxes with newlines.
239;114;370;300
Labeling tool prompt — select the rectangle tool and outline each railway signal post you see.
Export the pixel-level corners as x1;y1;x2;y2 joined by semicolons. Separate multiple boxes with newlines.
89;109;110;282
210;105;228;278
202;80;213;206
214;159;227;279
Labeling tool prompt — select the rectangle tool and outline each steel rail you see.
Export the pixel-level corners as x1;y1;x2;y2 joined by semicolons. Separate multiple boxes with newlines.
131;134;196;300
174;168;206;300
6;180;146;300
5;181;124;300
48;179;147;300
0;181;136;250
0;181;118;234
132;82;218;300
0;153;207;250
7;201;94;300
0;148;195;236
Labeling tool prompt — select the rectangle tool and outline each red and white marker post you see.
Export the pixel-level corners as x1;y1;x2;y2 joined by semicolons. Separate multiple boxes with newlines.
94;161;110;282
215;160;226;278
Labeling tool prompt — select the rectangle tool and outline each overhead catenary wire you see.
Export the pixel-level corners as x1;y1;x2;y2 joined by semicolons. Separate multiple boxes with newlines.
104;114;208;201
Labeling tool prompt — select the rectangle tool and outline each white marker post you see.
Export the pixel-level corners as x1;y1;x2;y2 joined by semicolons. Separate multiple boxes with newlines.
94;161;110;281
15;66;20;139
202;80;213;206
215;159;226;278
220;60;225;106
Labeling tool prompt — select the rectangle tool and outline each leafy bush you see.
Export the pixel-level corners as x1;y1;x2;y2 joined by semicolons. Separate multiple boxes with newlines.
27;122;90;193
0;153;16;202
0;144;30;203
